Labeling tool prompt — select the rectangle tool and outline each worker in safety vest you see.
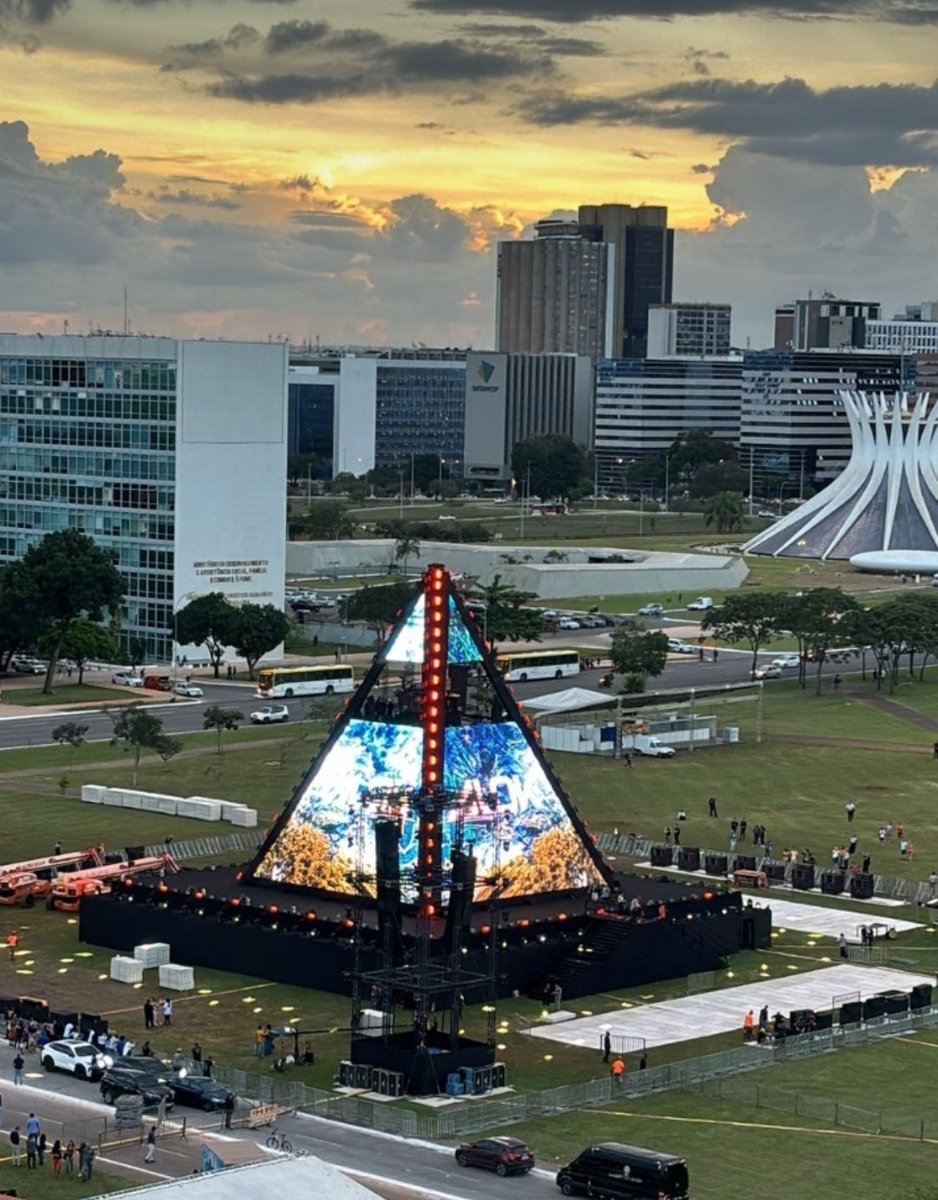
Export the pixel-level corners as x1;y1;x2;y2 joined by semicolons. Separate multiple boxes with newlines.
743;1010;755;1041
7;930;19;960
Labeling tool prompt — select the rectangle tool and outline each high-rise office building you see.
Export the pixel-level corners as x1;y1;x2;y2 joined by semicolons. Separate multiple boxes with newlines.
496;203;673;362
463;352;593;484
578;204;673;359
647;303;731;357
0;334;288;661
773;297;881;351
496;219;612;360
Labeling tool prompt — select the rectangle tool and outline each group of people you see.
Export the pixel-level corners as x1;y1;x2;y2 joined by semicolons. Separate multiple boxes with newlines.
143;997;175;1029
7;1114;96;1178
4;1010;134;1060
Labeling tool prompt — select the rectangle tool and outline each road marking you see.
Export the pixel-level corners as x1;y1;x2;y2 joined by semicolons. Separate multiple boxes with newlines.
589;1109;938;1144
97;1155;174;1179
897;1036;938;1049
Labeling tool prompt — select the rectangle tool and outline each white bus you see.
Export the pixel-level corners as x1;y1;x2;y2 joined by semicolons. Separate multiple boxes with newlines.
495;649;581;683
256;664;355;698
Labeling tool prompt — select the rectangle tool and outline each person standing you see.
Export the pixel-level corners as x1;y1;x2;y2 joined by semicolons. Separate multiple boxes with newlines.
743;1010;755;1041
253;1024;265;1058
143;998;155;1030
838;932;848;958
223;1092;235;1130
162;998;173;1027
144;1125;157;1163
83;1145;96;1181
611;1057;625;1085
6;931;18;961
623;751;632;768
9;1126;21;1167
25;1131;38;1169
673;825;681;847
64;1139;75;1174
191;1041;202;1064
708;796;718;817
37;1130;46;1166
52;1138;63;1175
602;1030;612;1063
846;802;856;823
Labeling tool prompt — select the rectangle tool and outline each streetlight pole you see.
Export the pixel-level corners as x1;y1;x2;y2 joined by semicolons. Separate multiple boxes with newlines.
438;456;445;495
398;470;404;521
410;452;416;505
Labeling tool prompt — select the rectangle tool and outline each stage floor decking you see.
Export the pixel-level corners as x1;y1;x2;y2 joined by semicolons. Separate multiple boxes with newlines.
526;964;934;1052
751;897;922;941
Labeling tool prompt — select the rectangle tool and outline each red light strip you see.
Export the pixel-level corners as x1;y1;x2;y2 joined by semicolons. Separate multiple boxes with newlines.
421;563;449;793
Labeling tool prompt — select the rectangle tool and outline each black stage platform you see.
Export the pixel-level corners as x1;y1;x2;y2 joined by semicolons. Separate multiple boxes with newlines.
79;864;769;1002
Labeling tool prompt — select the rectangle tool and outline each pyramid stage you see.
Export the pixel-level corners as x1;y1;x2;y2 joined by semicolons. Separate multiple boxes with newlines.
80;565;766;1094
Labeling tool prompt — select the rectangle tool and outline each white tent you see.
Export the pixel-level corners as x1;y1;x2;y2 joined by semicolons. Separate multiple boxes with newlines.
521;687;616;714
103;1157;381;1200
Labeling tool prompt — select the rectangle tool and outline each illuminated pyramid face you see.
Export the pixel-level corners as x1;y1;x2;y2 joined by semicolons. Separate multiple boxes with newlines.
246;567;607;904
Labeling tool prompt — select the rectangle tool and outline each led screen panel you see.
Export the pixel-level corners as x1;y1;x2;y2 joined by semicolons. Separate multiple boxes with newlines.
251;720;601;902
443;723;604;900
383;595;481;665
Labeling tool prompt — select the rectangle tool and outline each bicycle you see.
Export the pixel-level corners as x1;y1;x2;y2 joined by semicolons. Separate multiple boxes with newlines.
265;1129;293;1154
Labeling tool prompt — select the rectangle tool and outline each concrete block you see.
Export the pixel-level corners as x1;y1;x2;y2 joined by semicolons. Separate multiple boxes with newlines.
81;785;104;804
101;789;125;807
176;799;222;821
110;956;145;984
228;808;258;828
159;963;195;991
134;943;171;968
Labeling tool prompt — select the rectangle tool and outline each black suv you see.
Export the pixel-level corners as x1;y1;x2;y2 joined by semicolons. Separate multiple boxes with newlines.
99;1058;175;1108
171;1073;234;1111
556;1143;689;1200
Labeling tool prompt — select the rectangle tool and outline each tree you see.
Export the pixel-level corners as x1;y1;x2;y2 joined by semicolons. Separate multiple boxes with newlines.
0;563;47;671
203;705;244;754
704;593;784;677
345;580;417;642
669;430;736;477
395;534;421;576
471;575;545;644
688;461;749;500
15;530;124;695
40;618;118;685
295;500;355;541
109;704;181;786
703;491;746;534
609;621;669;690
511;434;587;501
175;593;239;678
232;604;290;679
52;721;89;751
777;588;859;693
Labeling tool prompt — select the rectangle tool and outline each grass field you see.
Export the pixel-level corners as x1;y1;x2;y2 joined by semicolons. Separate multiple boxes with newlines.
0;1163;125;1198
5;685;137;707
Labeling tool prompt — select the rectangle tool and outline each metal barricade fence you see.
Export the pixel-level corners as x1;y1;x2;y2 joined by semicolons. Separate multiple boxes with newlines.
143;831;264;862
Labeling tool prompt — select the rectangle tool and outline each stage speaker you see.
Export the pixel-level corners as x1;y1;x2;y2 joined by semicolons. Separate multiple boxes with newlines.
840;1001;863;1026
734;855;757;872
883;990;909;1016
814;1010;833;1032
863;994;888;1020
375;818;402;961
910;983;933;1010
850;873;874;899
789;1008;815;1033
492;1062;507;1088
820;871;845;895
764;862;786;883
444;848;476;956
790;863;815;890
339;1060;355;1086
124;845;145;863
704;854;728;876
651;845;674;867
677;848;700;872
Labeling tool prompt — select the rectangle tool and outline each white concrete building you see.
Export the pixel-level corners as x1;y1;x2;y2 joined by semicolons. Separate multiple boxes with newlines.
647;303;731;357
0;334;288;661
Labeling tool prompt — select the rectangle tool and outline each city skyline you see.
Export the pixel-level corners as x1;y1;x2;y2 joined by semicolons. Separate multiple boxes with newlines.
4;0;938;347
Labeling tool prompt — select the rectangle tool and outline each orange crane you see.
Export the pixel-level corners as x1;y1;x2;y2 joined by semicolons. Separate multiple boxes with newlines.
0;847;102;878
49;853;178;912
0;847;104;908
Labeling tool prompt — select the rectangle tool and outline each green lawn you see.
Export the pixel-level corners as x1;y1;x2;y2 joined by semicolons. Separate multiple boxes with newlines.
0;1163;127;1198
4;685;136;707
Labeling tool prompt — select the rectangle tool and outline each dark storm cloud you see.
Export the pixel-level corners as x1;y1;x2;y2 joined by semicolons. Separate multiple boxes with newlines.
410;0;938;24
151;187;241;209
265;18;329;53
208;29;551;104
518;75;938;168
458;20;605;52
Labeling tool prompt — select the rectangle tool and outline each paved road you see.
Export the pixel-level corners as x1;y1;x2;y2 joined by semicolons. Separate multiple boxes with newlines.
0;1045;556;1199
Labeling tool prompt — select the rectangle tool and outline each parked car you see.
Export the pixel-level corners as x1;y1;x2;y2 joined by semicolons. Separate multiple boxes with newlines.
752;663;782;680
171;1073;234;1111
557;616;581;630
112;670;144;687
41;1040;108;1081
100;1061;175;1108
250;705;290;725
173;681;204;698
11;657;45;674
772;653;802;669
638;603;664;617
456;1137;535;1176
756;509;777;519
667;638;696;655
577;614;606;629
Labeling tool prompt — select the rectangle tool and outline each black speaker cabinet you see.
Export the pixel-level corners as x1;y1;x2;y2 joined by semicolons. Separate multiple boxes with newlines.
705;854;728;876
850;873;875;899
883;990;909;1016
734;855;757;872
789;1008;815;1033
814;1010;834;1032
677;848;701;872
863;994;888;1020
840;1001;863;1026
910;983;933;1010
764;862;786;883
651;845;674;868
790;863;815;890
820;871;845;895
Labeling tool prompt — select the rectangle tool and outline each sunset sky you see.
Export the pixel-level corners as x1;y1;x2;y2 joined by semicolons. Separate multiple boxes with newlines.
5;0;938;347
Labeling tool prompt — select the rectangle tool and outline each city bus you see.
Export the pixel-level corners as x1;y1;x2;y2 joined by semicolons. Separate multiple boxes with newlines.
255;664;355;698
495;649;581;683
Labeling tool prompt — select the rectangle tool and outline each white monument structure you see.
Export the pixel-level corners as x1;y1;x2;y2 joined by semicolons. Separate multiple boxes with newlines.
745;391;938;570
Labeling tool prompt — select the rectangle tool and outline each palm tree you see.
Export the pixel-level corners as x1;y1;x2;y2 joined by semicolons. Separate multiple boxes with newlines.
704;490;745;535
395;534;420;576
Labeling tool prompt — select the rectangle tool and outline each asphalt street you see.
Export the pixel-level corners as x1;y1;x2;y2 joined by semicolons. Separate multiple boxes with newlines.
0;1043;559;1199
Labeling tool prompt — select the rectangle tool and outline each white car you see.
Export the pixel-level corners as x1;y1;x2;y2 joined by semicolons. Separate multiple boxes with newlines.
250;704;290;724
667;638;697;655
752;663;782;680
557;616;581;630
772;653;802;669
639;603;664;617
41;1040;108;1081
173;681;204;697
112;671;144;687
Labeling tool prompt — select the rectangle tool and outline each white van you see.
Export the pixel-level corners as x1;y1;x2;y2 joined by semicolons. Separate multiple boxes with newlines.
623;734;676;758
687;596;714;611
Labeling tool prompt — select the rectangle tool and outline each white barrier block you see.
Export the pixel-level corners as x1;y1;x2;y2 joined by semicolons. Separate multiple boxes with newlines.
134;943;171;968
176;799;222;821
228;808;258;828
155;798;179;815
101;789;125;807
81;785;104;804
159;963;195;990
110;956;145;984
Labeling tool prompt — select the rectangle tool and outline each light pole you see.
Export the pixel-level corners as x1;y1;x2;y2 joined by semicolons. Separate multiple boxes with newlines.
398;470;404;521
410;452;416;506
438;455;446;495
